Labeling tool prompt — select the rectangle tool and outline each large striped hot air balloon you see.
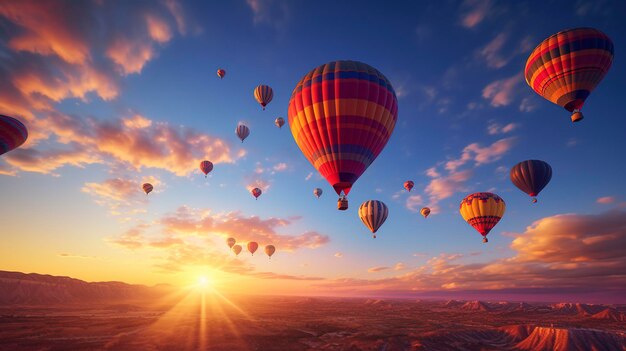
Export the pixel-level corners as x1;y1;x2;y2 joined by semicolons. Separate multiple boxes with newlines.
358;200;389;239
236;123;250;142
142;183;153;195
217;69;226;79
525;27;614;122
510;160;552;203
199;160;213;177
254;85;273;110
0;114;28;156
459;193;505;243
288;61;398;210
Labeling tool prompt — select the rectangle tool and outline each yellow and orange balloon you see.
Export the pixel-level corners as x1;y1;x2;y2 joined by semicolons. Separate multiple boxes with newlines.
459;192;505;243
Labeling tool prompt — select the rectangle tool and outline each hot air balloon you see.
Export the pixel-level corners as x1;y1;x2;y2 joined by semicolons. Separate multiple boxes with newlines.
142;183;153;195
313;188;323;199
236;123;250;143
232;244;242;256
254;85;273;110
459;192;505;243
199;160;213;178
275;117;285;129
226;237;236;249
525;27;614;122
358;200;389;239
288;61;398;211
420;207;431;218
251;187;262;199
0;114;28;156
510;160;552;203
247;242;258;256
404;180;414;192
217;69;226;79
265;245;276;259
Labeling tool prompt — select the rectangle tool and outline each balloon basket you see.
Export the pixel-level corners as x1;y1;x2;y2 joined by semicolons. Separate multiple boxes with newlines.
337;197;348;211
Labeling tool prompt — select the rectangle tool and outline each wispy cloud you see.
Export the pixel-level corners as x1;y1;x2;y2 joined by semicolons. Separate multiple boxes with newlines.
597;196;616;204
487;121;519;135
459;0;492;28
482;74;523;107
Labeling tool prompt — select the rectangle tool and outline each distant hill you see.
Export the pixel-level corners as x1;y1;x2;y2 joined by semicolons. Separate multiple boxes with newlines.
516;326;626;351
549;302;606;316
0;271;171;305
460;300;491;311
591;308;626;322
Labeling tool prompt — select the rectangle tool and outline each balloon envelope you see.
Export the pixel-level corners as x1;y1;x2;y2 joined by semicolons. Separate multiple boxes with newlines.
275;117;285;128
236;124;250;142
420;207;431;218
142;183;153;195
232;244;242;256
0;114;28;156
217;69;226;79
313;188;323;198
358;200;389;236
251;188;262;199
247;242;258;255
288;60;398;196
459;192;505;241
254;85;273;110
200;160;213;177
265;245;275;258
525;27;613;122
404;180;414;192
226;237;236;248
510;160;552;201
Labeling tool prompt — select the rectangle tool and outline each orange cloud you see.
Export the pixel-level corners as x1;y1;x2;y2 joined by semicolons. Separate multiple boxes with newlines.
368;266;390;273
316;210;626;300
597;196;616;204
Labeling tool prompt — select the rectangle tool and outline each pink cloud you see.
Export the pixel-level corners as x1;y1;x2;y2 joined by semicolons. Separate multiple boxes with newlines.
368;266;390;273
459;0;492;28
405;194;424;213
482;74;523;107
334;252;343;258
597;196;616;204
477;32;508;68
81;177;161;215
446;137;516;172
487;122;519;135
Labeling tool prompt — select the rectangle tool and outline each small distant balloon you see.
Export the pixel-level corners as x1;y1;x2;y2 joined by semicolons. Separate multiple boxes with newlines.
217;69;226;79
0;114;28;156
232;244;242;256
251;187;262;199
265;245;276;259
236;124;250;143
510;160;552;203
247;242;259;256
420;207;431;218
199;160;213;177
275;117;285;129
142;183;153;195
313;188;323;199
358;200;389;239
404;180;414;192
226;237;236;249
254;85;273;110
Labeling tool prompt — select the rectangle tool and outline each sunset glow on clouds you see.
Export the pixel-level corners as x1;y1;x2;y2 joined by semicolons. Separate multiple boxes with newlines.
0;0;624;302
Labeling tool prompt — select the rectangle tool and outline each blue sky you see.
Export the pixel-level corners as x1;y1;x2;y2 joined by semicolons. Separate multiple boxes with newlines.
0;0;625;302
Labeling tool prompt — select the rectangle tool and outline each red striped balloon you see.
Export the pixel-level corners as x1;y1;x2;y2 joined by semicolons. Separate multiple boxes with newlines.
142;183;153;195
251;187;262;199
525;27;614;122
288;61;398;196
217;69;226;79
254;85;273;110
199;160;213;177
0;114;28;156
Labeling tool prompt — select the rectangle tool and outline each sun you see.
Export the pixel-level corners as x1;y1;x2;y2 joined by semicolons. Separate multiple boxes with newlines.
197;275;211;289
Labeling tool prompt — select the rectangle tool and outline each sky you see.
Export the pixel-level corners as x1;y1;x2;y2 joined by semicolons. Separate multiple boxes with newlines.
0;0;625;303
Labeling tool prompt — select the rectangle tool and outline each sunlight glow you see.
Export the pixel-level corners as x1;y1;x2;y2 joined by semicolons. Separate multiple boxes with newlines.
197;275;211;288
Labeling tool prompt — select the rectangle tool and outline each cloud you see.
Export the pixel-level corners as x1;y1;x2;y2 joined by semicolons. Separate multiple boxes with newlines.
487;121;519;135
334;252;343;258
394;262;406;271
477;33;509;68
317;210;626;301
58;253;98;259
425;169;472;203
597;196;616;204
81;177;161;215
406;194;424;213
272;162;288;172
445;137;516;172
519;97;538;112
482;74;523;107
368;266;390;273
246;0;290;30
459;0;492;28
4;146;101;175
